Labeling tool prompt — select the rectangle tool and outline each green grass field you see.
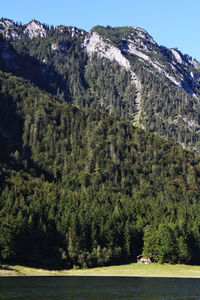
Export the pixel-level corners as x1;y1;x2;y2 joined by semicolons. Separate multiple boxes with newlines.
2;263;200;277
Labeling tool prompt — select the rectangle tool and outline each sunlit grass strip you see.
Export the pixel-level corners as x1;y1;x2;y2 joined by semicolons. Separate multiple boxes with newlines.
2;263;200;278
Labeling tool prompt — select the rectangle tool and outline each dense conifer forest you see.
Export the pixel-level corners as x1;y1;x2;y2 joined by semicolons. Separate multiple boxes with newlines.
1;71;200;268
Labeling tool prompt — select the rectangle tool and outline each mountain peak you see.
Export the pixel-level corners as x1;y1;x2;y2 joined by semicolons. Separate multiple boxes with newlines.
0;18;15;28
0;18;47;40
55;25;86;37
24;19;47;39
91;25;156;45
131;26;156;44
0;18;19;40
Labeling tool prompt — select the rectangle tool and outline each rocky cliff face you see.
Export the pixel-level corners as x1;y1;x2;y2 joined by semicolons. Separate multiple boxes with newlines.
83;26;200;98
24;20;47;39
0;18;86;40
83;31;142;116
0;19;48;39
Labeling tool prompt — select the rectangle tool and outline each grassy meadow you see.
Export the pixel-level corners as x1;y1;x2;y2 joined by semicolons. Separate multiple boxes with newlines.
1;263;200;278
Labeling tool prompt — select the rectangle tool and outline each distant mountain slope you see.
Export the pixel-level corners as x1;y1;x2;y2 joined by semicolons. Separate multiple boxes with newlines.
1;18;200;151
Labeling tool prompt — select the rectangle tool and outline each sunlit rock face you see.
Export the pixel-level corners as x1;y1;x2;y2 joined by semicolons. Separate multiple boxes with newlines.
23;20;47;39
0;18;19;40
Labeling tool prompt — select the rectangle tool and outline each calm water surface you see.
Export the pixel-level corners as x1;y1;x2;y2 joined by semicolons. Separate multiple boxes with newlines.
0;276;200;300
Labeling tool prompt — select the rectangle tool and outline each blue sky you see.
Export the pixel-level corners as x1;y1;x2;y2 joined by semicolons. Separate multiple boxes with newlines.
1;0;200;61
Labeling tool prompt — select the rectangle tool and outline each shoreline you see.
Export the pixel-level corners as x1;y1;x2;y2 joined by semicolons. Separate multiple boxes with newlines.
1;263;200;278
1;272;200;279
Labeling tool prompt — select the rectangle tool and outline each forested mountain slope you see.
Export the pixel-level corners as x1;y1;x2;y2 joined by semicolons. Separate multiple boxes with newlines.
1;71;200;268
1;19;200;151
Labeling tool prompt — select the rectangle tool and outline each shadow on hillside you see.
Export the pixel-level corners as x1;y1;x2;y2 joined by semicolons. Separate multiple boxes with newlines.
0;38;70;101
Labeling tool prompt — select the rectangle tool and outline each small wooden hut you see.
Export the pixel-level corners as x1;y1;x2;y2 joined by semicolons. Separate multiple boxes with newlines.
137;255;152;264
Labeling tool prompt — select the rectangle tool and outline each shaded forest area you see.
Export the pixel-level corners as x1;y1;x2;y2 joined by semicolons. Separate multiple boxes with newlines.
0;71;200;268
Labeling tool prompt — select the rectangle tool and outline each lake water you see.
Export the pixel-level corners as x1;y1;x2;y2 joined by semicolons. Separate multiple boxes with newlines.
0;276;200;299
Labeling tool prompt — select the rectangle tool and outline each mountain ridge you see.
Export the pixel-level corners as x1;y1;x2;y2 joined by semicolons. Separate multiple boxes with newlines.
1;18;200;152
1;18;198;62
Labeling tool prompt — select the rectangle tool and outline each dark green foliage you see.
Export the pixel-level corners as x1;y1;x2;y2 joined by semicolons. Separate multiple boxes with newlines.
84;56;137;119
135;66;200;151
0;71;200;267
0;33;86;102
